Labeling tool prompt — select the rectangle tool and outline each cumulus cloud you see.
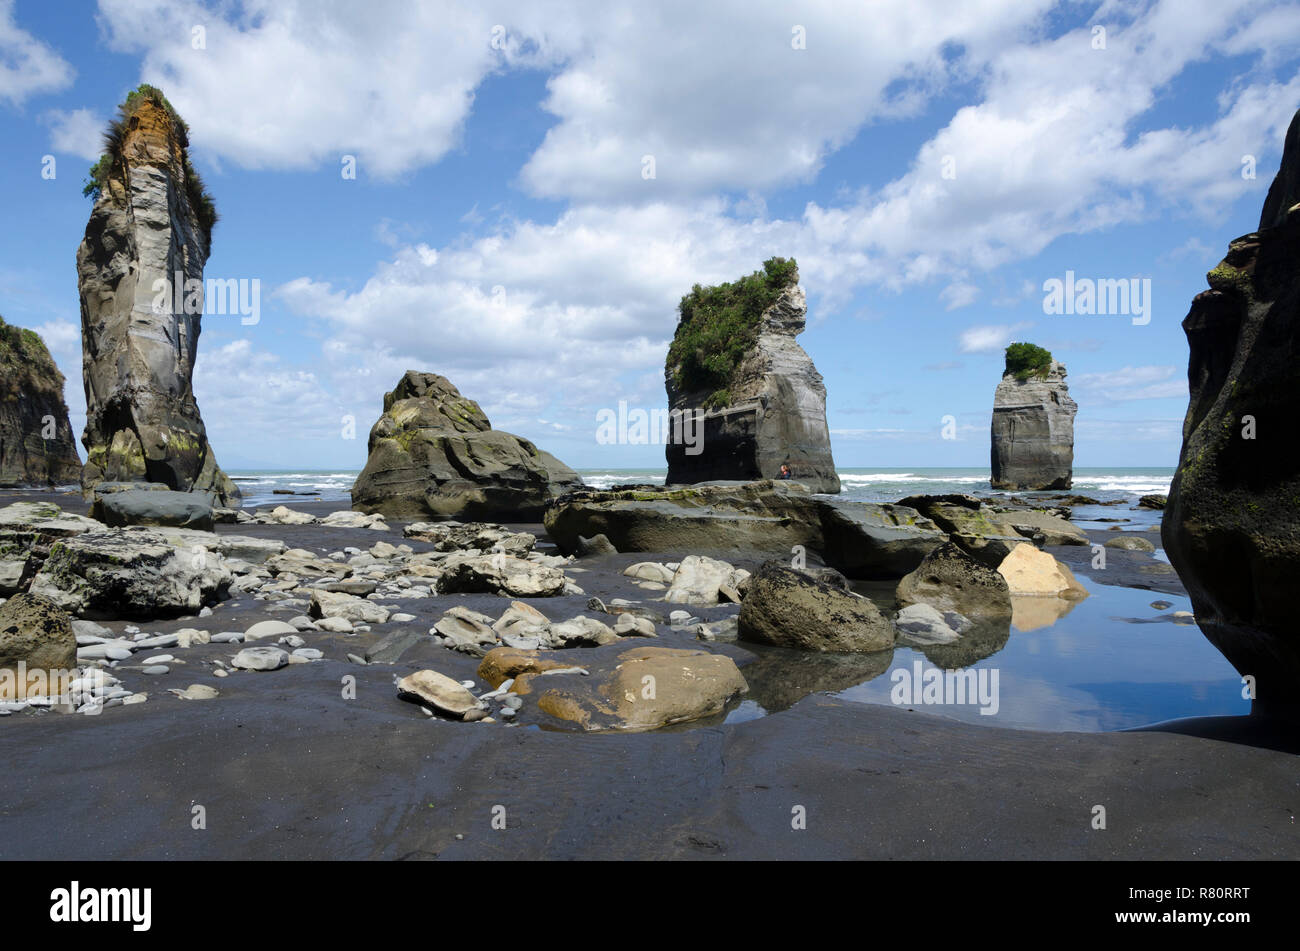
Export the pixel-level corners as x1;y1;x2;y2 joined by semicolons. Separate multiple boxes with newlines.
958;322;1034;353
1073;365;1188;402
43;108;105;160
0;0;73;106
96;0;560;177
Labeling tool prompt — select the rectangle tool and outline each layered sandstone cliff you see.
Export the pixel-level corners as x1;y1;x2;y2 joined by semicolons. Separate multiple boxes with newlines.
665;259;839;493
0;317;80;486
990;357;1076;490
76;86;237;504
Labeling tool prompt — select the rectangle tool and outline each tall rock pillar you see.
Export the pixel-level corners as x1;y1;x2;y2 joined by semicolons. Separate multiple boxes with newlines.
76;88;237;504
990;358;1076;490
665;259;840;493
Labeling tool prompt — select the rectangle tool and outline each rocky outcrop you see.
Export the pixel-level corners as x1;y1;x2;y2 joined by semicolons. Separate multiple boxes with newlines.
544;480;947;579
28;527;232;619
665;260;839;493
351;371;582;520
738;561;895;652
0;317;80;487
990;360;1076;490
76;88;237;505
1163;108;1300;713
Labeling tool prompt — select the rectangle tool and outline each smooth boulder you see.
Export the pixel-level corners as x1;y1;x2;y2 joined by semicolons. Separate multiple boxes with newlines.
91;488;215;531
896;542;1012;617
738;561;895;652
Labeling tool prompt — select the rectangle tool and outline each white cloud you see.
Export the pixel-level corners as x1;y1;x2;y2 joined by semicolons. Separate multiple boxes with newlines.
1073;365;1187;401
43;108;105;160
958;322;1034;353
0;0;73;106
940;281;980;310
96;0;558;177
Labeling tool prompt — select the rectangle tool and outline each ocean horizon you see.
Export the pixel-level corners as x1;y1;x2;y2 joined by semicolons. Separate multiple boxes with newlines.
225;465;1175;510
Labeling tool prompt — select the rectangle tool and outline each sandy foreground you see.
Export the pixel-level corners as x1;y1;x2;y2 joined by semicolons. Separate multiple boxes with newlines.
0;490;1295;860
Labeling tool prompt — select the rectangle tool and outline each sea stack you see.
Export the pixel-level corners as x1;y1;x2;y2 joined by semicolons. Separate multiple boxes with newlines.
0;316;81;486
352;370;583;519
1163;108;1300;713
76;85;238;504
664;258;839;493
989;343;1076;490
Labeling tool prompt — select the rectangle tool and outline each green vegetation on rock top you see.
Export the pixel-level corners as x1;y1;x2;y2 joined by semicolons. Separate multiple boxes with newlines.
1004;342;1054;382
0;314;63;402
668;257;798;404
82;84;218;251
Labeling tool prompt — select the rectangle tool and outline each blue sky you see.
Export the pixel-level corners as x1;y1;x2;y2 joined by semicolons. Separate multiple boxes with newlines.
1;0;1298;472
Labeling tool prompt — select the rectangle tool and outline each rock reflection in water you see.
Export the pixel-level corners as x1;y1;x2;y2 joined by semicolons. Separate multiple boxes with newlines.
738;645;894;713
917;615;1012;668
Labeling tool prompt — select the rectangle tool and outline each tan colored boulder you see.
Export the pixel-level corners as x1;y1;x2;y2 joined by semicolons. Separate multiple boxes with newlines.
0;593;76;699
478;647;580;691
396;669;482;719
531;645;747;732
996;543;1089;600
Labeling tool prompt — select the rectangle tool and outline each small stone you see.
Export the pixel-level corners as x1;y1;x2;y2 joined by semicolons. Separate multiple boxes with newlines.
231;647;289;671
292;648;323;660
316;616;355;633
213;668;228;678
390;613;416;622
244;619;300;641
1150;600;1174;611
141;665;169;675
122;693;147;705
211;632;244;644
171;684;219;700
142;654;175;665
347;653;367;665
279;634;306;648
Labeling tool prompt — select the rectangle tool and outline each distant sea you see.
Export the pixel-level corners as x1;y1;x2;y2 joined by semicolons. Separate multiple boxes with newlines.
228;467;1174;510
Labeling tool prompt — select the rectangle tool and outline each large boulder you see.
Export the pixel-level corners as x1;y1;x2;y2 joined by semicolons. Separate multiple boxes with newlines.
0;593;77;690
91;487;214;531
351;371;582;520
664;259;839;493
738;561;895;652
513;644;748;732
896;542;1012;617
1163;108;1300;712
990;359;1077;490
28;528;232;619
0;316;81;487
77;91;238;505
996;543;1089;600
544;480;946;579
0;502;106;596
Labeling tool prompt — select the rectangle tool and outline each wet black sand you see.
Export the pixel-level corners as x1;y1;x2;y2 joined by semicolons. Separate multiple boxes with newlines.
0;490;1295;860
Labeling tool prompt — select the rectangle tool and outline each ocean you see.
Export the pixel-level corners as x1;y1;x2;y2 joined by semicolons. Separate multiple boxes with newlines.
229;466;1174;511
